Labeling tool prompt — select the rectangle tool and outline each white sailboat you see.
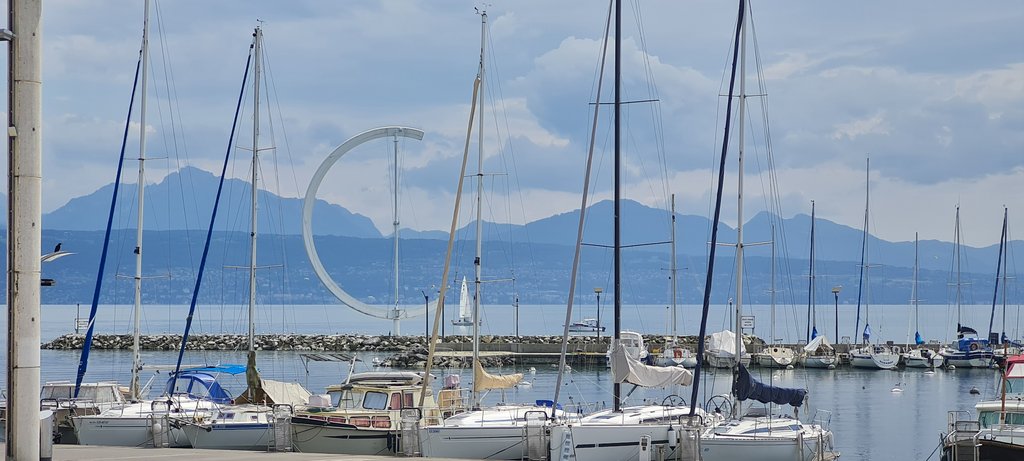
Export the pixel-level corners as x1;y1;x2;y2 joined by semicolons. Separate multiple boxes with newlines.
451;276;473;326
798;203;837;369
74;2;224;447
546;2;719;459
181;25;311;451
902;233;943;368
655;195;698;368
939;206;995;368
699;1;839;459
756;227;796;369
849;159;900;370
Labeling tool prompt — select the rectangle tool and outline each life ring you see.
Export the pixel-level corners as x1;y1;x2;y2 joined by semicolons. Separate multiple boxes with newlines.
970;342;979;351
674;349;683;359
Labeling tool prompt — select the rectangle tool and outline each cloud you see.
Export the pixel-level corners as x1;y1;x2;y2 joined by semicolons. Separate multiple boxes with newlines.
830;112;890;140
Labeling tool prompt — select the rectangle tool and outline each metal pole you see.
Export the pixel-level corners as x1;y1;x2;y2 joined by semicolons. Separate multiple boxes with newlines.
392;134;401;335
6;0;43;457
423;291;429;338
129;0;151;401
612;0;622;413
595;288;603;340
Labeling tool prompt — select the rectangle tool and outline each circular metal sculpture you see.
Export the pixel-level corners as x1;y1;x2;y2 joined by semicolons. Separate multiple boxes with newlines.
302;126;438;320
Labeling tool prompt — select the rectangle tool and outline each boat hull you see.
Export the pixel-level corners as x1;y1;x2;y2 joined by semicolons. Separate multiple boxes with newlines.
944;351;994;368
183;422;272;450
548;423;695;461
700;435;832;461
801;355;837;369
74;415;191;448
850;352;899;370
420;425;529;460
291;416;399;455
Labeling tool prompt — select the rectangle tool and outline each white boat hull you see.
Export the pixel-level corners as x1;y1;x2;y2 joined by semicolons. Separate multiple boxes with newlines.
850;352;899;370
183;422;272;450
74;415;191;448
700;434;833;461
549;423;696;461
421;425;529;459
801;355;837;369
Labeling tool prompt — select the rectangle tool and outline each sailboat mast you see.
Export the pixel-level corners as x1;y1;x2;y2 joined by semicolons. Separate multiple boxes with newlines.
671;194;677;337
1002;208;1009;341
955;206;962;332
248;26;262;355
472;10;486;406
810;202;816;339
392;135;401;335
733;0;748;414
612;0;622;413
129;0;151;401
770;225;776;345
914;233;919;337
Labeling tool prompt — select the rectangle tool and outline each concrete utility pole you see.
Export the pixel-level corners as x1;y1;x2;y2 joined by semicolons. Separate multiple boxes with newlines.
6;0;43;459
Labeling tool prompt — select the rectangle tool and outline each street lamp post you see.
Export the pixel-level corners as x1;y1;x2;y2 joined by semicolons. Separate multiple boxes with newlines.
832;286;842;341
594;287;603;339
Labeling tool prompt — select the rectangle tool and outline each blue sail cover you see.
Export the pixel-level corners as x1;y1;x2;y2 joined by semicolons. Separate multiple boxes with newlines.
733;364;807;407
863;323;872;342
811;326;818;341
915;331;924;345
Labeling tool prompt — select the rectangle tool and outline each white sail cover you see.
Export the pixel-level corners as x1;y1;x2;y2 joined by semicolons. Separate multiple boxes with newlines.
234;378;311;406
708;330;746;355
611;343;692;387
458;277;471;320
803;335;834;353
473;360;523;392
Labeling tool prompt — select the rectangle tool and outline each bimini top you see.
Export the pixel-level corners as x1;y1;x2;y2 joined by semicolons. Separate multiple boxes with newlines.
164;370;235;404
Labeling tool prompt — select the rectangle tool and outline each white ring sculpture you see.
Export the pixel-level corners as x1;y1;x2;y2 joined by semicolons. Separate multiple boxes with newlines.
302;126;438;319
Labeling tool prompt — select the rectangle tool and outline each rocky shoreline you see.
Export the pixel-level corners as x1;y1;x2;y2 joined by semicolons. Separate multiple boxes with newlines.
42;333;767;368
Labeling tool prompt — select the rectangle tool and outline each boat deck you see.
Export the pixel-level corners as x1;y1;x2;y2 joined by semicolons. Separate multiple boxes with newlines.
2;443;476;461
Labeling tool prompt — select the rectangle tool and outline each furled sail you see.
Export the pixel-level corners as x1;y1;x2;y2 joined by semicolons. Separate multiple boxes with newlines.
458;277;471;320
473;361;522;392
611;342;692;387
733;363;806;407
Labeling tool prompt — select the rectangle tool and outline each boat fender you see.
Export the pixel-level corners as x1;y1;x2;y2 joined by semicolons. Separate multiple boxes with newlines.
970;343;979;351
667;424;677;449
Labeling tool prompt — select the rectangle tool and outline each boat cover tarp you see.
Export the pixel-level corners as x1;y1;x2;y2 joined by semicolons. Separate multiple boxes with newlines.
733;364;806;407
708;330;746;355
611;342;693;387
803;335;834;353
474;361;522;392
234;378;311;406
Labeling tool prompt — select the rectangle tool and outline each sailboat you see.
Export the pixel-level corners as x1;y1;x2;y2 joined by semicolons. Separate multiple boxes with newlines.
655;195;698;368
941;206;996;368
179;25;311;451
451;276;473;326
756;227;796;369
73;2;229;447
545;2;718;459
798;202;837;369
699;1;839;459
902;233;943;368
849;159;900;370
991;208;1020;365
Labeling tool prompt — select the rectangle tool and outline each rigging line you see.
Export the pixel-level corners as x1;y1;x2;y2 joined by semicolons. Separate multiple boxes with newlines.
628;0;670;202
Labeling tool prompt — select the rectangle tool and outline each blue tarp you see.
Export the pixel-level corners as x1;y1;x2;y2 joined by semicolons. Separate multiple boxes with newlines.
164;370;235;404
733;364;807;408
179;364;247;375
915;332;924;345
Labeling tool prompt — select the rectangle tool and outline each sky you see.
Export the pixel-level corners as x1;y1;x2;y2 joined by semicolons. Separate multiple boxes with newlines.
3;0;1022;247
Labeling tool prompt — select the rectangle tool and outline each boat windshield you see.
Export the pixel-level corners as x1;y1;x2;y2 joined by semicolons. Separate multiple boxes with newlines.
979;410;1024;428
41;384;121;403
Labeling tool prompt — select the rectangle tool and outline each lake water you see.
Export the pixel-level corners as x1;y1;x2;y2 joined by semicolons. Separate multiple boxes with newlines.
0;303;1017;461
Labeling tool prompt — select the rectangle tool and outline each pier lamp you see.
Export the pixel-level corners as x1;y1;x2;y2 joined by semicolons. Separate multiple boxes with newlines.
594;287;603;339
832;286;842;341
421;290;429;338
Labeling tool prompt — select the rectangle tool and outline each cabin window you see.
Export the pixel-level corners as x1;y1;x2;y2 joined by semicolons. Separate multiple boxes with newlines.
980;411;1024;428
1006;379;1024;394
328;391;344;407
389;393;403;410
404;392;414;408
363;391;388;410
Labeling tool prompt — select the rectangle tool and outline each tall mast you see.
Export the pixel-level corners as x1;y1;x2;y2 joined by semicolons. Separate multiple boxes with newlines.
913;232;919;339
732;0;748;418
807;201;816;342
955;206;962;332
248;26;262;357
612;0;623;412
1002;208;1009;342
770;225;776;345
129;0;151;401
670;194;677;337
471;10;486;407
392;134;401;335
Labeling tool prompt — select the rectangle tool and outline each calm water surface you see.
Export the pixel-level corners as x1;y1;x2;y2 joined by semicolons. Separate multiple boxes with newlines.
0;303;1013;461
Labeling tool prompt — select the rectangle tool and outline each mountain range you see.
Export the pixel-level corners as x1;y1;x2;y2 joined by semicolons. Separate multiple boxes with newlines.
0;166;1013;306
